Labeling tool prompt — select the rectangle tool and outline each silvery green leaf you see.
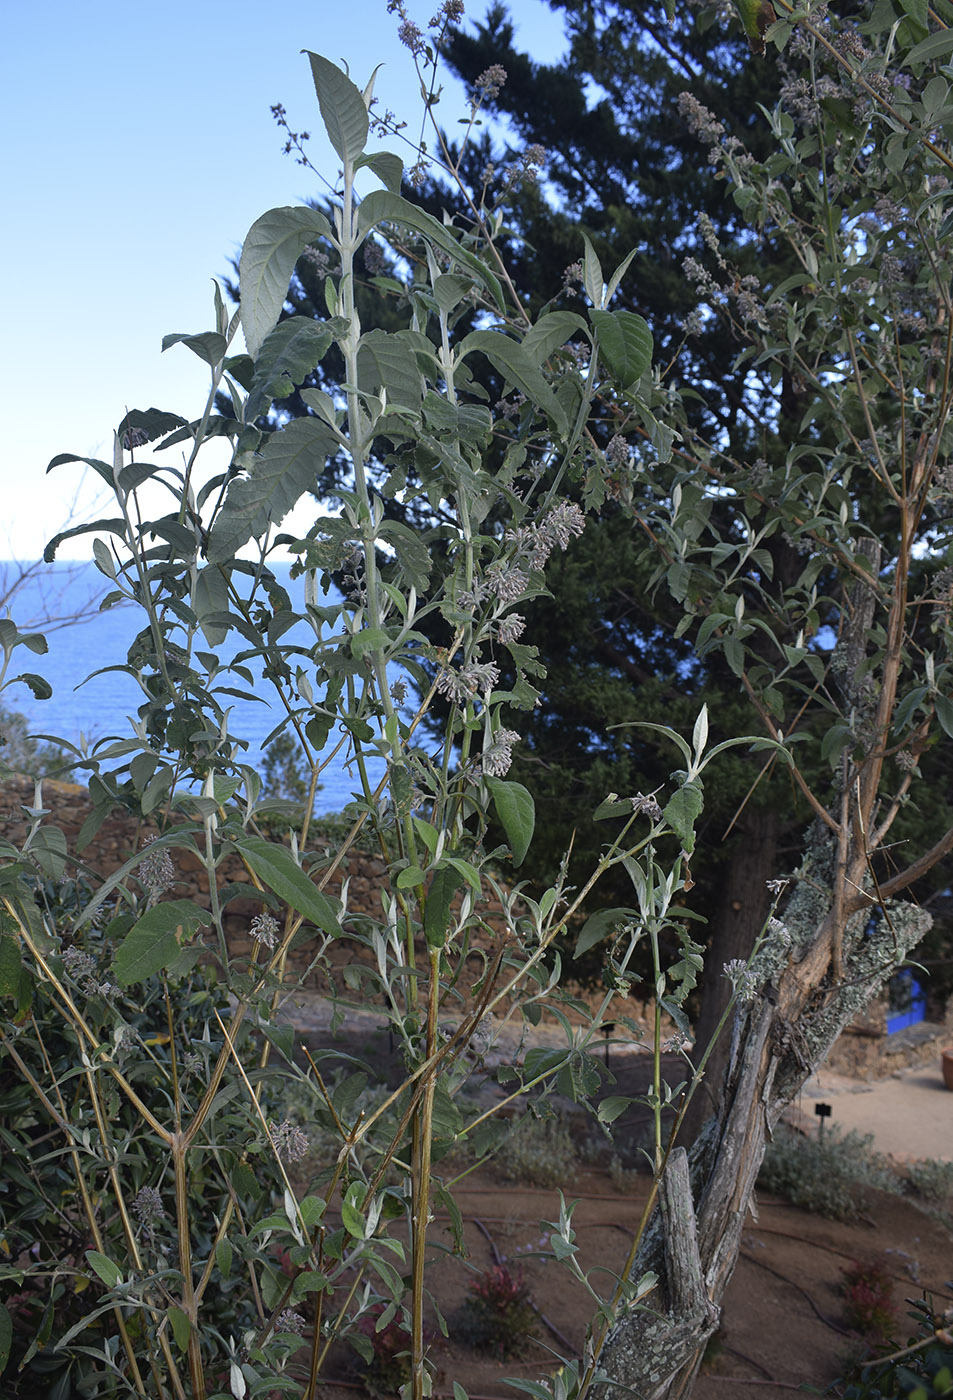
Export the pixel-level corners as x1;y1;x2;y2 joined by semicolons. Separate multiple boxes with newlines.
207;418;339;562
692;704;709;759
355;150;403;193
358;190;504;310
244;319;334;423
193;564;231;647
604;247;639;307
239;206;333;359
305;51;368;165
44;517;127;563
457;330;569;434
486;778;535;866
160;331;227;365
521;311;588;366
113;901;209;986
581;233;605;308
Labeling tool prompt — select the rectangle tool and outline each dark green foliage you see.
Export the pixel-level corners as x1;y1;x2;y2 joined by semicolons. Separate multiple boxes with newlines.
830;1296;953;1398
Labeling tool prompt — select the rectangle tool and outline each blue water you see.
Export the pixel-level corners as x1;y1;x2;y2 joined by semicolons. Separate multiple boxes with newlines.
1;562;386;813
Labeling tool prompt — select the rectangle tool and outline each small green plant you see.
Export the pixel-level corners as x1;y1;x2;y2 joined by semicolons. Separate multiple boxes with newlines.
758;1126;898;1222
842;1259;899;1347
494;1112;579;1189
352;1303;414;1397
455;1262;540;1359
903;1160;953;1206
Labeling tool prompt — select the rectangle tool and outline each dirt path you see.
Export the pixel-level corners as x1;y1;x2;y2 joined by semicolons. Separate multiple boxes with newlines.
281;1001;953;1399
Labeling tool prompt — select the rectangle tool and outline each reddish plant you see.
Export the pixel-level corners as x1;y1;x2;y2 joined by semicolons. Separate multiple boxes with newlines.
841;1258;898;1345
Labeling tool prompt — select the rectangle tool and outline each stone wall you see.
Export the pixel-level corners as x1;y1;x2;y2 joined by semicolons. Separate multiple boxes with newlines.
2;774;948;1072
0;774;511;994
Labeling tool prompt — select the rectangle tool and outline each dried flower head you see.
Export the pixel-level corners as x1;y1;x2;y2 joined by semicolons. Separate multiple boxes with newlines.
139;837;175;898
435;660;500;706
630;792;663;822
497;613;526;645
487;564;529;603
269;1119;310;1163
133;1185;165;1237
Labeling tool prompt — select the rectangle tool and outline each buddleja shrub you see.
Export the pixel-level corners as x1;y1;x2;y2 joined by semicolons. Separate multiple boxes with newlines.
0;34;771;1400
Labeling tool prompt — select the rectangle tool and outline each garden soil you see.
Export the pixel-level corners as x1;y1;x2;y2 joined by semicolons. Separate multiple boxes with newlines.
283;1000;953;1400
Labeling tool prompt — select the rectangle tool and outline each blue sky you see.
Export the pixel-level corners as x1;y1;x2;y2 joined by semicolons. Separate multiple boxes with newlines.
1;0;564;563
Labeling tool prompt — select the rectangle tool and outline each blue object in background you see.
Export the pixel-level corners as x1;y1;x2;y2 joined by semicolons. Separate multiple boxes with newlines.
886;970;927;1033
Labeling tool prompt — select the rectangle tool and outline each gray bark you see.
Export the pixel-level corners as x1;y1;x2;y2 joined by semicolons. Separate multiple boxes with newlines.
593;824;931;1400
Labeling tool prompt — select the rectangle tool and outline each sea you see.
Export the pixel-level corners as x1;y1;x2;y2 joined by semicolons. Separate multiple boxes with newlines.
1;561;386;814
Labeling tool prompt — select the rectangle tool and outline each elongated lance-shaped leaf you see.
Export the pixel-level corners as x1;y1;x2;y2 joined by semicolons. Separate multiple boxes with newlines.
236;836;342;936
305;52;368;165
160;331;227;366
244;319;335;423
116;408;190;445
521;311;589;366
457;330;569;434
207;418;339;563
357;190;505;312
44;518;127;564
239;206;333;359
486;778;535;866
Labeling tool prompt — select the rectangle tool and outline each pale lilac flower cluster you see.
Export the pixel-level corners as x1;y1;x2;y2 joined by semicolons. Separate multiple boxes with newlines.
479;728;521;778
435;660;500;705
505;501;585;572
677;92;726;145
431;0;464;23
269;1120;310;1164
250;912;280;951
277;1310;306;1335
497;613;526;645
474;64;507;100
139;837;175;897
723;958;759;1004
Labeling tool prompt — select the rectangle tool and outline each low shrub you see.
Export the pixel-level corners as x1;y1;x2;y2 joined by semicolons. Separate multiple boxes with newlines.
493;1112;579;1189
758;1125;897;1221
902;1159;953;1206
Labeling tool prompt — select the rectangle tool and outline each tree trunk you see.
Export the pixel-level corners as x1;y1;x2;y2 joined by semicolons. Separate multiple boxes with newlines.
593;823;931;1400
681;806;779;1145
